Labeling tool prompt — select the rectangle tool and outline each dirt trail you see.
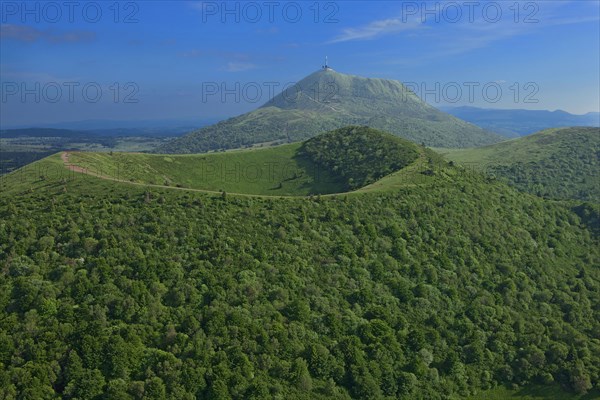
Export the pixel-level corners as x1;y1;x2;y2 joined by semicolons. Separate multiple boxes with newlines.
62;152;98;175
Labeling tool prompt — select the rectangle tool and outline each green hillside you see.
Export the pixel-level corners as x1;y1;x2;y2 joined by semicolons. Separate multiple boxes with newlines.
53;127;425;196
0;148;598;399
155;69;503;153
63;143;345;196
439;127;600;201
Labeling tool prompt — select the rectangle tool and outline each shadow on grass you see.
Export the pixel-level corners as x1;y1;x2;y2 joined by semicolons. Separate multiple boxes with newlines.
291;151;347;195
513;384;600;400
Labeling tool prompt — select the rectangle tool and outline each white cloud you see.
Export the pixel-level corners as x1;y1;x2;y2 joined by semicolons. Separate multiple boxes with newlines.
328;17;424;43
327;0;598;54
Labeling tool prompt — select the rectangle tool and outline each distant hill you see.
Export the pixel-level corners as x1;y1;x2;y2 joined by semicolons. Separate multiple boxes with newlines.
0;128;90;138
1;117;220;131
442;106;600;137
156;69;503;153
1;126;194;139
439;127;600;201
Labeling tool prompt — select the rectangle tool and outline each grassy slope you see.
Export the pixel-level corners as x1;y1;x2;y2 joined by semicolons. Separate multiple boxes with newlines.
467;384;600;400
0;147;450;200
437;127;600;201
32;127;431;197
9;126;596;201
63;143;346;196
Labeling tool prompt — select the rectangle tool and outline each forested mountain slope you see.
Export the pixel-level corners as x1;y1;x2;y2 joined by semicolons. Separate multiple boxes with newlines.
0;153;598;399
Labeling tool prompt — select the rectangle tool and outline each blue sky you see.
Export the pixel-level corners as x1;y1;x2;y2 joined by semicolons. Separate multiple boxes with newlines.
1;0;599;127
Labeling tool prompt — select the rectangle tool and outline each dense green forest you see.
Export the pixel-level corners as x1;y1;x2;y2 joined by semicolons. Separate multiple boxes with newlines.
0;150;598;399
440;127;600;201
156;70;502;154
300;126;420;190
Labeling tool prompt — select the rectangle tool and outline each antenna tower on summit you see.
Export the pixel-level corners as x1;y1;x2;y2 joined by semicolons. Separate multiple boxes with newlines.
322;56;333;71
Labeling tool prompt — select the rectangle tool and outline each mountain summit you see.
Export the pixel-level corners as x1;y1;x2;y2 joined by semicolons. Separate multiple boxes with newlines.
156;69;503;153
